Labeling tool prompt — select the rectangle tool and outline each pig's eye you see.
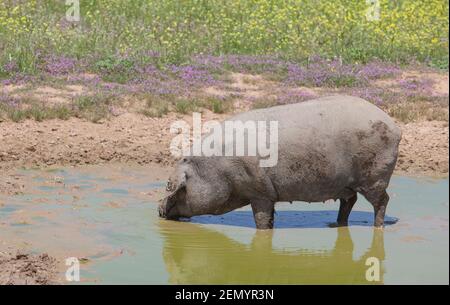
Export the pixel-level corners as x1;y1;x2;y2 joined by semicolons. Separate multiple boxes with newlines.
166;181;173;191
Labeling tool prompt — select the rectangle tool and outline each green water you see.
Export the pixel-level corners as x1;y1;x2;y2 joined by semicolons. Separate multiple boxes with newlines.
0;168;448;284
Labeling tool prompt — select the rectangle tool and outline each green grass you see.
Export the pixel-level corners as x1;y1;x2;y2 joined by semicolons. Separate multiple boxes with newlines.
0;0;448;75
174;99;197;114
0;103;72;122
251;98;279;110
72;95;112;122
140;94;170;117
94;56;136;84
206;97;234;114
0;93;115;123
0;0;447;124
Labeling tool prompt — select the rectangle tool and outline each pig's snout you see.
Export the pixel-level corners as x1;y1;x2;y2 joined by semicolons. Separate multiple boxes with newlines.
158;204;166;218
159;197;179;220
158;197;168;218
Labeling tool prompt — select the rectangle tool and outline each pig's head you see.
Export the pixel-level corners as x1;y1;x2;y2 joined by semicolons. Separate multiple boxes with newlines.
158;157;232;220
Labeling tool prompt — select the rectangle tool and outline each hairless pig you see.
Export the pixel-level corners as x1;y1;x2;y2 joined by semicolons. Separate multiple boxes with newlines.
159;95;402;229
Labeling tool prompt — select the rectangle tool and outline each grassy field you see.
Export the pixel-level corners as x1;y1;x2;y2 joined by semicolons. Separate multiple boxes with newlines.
0;0;448;73
0;0;448;123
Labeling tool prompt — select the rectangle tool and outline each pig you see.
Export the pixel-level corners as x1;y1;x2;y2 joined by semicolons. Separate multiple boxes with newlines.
159;95;402;229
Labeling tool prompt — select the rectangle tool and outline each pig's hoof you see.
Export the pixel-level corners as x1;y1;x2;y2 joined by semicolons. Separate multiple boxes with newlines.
256;227;273;230
255;222;274;230
329;222;348;228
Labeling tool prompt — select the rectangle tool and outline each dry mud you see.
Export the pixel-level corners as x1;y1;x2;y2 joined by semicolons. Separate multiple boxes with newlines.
0;250;57;285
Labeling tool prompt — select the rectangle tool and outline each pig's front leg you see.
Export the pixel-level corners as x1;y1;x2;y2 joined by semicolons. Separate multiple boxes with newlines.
251;199;275;230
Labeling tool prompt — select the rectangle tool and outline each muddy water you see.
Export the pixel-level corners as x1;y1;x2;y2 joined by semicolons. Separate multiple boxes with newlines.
0;166;448;284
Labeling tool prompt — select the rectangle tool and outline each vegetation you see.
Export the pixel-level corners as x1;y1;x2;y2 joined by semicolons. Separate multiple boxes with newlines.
0;0;448;75
0;1;448;123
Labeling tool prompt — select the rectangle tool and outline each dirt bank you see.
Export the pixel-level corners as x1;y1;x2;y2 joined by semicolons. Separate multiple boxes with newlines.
0;250;58;285
0;110;228;172
397;121;449;176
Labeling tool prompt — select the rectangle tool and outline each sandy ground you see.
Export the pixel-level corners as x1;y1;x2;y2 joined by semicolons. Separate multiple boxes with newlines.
397;121;449;176
0;110;230;172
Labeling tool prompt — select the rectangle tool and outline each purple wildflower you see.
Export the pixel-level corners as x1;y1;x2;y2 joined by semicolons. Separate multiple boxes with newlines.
44;56;76;75
103;83;118;91
0;91;20;108
3;61;18;73
277;90;317;104
351;87;385;105
285;57;359;87
1;74;35;86
357;62;400;80
169;65;216;86
398;78;434;93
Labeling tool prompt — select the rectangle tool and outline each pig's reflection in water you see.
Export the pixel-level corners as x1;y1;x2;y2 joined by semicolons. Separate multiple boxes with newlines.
158;221;385;284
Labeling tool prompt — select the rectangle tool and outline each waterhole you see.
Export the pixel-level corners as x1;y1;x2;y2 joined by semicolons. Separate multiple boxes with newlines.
0;166;448;284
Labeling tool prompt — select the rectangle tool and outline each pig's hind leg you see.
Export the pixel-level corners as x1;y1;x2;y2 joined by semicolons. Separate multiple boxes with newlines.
360;181;390;227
